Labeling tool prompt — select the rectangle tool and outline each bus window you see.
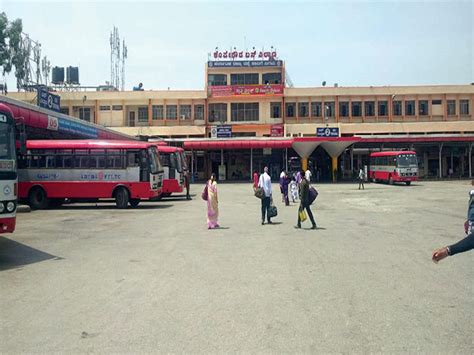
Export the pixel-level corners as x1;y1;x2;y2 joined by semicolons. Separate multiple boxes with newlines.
106;149;123;169
127;151;140;167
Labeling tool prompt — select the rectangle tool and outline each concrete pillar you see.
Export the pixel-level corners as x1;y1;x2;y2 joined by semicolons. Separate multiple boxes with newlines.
423;151;429;178
332;156;338;182
250;148;253;181
439;143;443;179
221;149;224;165
469;144;472;178
350;146;354;172
285;148;288;172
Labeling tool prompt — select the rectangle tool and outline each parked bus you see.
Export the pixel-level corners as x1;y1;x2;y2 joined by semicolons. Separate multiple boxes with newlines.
156;146;185;197
18;140;163;209
0;104;17;233
369;151;418;185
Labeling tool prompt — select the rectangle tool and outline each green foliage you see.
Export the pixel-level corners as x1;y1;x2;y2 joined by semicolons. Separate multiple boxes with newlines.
0;12;27;88
0;12;10;74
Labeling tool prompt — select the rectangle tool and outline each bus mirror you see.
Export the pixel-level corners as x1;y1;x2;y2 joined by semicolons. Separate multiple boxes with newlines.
20;131;27;155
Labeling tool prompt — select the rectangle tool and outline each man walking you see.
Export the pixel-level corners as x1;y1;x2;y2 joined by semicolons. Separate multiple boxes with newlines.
358;167;365;190
295;175;316;229
258;166;273;225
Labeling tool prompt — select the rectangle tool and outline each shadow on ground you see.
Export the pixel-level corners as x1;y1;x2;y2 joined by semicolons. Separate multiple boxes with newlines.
0;237;60;271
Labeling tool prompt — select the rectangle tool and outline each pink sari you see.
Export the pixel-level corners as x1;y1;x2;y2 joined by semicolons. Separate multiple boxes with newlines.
207;180;219;229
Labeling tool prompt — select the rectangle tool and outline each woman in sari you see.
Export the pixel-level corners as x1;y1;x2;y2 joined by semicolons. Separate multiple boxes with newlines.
206;173;219;229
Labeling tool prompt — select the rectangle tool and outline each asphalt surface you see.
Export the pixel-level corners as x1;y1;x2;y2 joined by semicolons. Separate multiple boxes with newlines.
1;181;473;353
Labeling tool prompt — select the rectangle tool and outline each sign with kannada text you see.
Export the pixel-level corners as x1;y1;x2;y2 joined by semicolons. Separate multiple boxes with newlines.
316;127;340;138
37;86;61;112
210;84;284;98
208;60;282;68
57;117;98;138
217;125;232;138
270;124;284;137
212;49;277;60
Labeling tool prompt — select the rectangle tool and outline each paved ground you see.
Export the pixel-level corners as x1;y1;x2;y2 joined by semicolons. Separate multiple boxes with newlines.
1;180;473;353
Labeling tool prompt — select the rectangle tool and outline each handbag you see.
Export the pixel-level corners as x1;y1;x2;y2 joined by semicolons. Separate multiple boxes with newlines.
299;208;307;222
254;187;264;199
268;204;278;218
308;186;318;205
201;184;208;201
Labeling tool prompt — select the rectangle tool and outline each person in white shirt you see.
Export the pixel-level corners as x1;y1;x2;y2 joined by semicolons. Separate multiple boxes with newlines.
305;169;312;182
358;168;365;190
258;166;273;225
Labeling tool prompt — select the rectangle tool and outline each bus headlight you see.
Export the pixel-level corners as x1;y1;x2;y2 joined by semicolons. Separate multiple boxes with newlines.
6;201;15;212
0;203;4;213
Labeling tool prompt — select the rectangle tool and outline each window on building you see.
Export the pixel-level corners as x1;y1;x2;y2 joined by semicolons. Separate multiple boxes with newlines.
230;73;259;85
262;73;282;84
324;102;335;117
194;105;204;120
311;102;322;117
270;102;281;118
208;74;227;86
208;103;227;123
405;100;415;116
352;102;362;117
166;105;177;120
393;101;402;116
138;107;148;122
286;103;296;118
60;107;69;115
460;100;470;115
447;100;456;115
231;103;259;122
364;101;375;116
432;99;442;105
180;105;191;120
79;108;91;122
112;105;123;111
298;102;309;117
152;105;164;120
100;105;111;111
419;100;428;116
378;101;388;116
339;101;349;117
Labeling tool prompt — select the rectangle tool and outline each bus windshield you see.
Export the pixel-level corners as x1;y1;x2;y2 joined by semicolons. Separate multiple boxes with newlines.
180;152;188;171
397;154;418;167
171;152;183;173
148;147;163;174
0;120;15;161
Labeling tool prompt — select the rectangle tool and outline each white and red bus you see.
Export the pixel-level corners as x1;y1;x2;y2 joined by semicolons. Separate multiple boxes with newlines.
18;140;163;209
156;146;185;197
369;150;418;185
0;104;17;233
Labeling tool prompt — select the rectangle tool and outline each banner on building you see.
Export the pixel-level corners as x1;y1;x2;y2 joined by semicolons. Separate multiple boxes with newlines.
37;86;61;112
316;127;339;138
209;84;284;98
208;60;282;68
270;124;284;137
217;125;232;138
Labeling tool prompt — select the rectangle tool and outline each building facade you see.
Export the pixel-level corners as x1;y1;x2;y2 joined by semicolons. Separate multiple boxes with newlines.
5;58;474;181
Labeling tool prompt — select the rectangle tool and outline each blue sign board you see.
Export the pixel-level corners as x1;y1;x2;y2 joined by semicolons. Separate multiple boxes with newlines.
317;127;340;137
208;60;282;68
217;125;232;138
58;117;98;138
37;86;61;112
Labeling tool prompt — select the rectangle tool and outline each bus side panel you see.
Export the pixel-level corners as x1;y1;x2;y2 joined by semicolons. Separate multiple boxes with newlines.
162;179;184;194
19;182;158;200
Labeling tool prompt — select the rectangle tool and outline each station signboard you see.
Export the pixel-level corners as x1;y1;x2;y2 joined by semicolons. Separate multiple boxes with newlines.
270;124;284;137
210;84;284;98
316;127;340;138
37;86;61;112
216;125;232;138
208;60;283;68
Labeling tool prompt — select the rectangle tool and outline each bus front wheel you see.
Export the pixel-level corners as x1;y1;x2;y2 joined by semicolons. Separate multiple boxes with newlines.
28;187;50;210
130;199;140;208
115;188;129;209
388;176;394;185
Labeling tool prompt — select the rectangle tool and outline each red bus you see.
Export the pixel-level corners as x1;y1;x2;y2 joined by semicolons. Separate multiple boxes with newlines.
18;140;163;209
0;104;17;233
369;151;418;185
156;146;185;197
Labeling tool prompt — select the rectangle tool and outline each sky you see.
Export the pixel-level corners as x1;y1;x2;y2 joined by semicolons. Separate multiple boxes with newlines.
1;0;473;91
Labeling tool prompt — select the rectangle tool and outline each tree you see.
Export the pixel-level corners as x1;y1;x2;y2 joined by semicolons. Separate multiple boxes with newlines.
0;12;11;74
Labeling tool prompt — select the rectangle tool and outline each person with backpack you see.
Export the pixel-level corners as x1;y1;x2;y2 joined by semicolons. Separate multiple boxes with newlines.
295;175;317;229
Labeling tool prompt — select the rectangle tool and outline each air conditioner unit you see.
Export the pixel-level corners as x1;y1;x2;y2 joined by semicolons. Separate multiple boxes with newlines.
181;115;186;120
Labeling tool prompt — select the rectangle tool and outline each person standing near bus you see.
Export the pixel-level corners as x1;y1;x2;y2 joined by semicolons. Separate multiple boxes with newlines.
184;170;191;200
295;175;316;229
258;166;273;225
252;170;259;191
206;173;219;229
358;168;365;190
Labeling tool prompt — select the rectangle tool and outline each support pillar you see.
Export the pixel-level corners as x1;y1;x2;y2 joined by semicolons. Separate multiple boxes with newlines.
285;148;288;172
332;156;338;182
439;143;443;179
469;143;472;178
191;150;194;182
350;146;354;172
250;148;253;181
221;149;224;165
301;157;308;171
